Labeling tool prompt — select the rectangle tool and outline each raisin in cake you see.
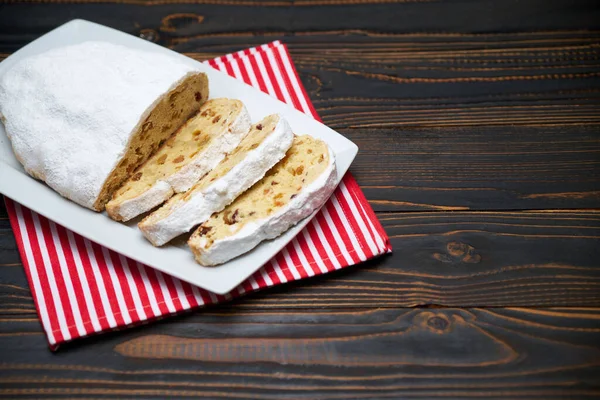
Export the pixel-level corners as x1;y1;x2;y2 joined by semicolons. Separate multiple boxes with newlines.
139;114;293;246
106;99;251;221
188;135;336;266
0;41;208;211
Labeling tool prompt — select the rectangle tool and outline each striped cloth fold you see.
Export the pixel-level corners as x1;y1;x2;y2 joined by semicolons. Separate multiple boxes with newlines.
3;40;392;350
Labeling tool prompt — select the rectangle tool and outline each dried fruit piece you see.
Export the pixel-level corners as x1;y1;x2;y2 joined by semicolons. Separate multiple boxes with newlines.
173;155;185;163
197;225;212;236
157;154;167;165
223;209;239;225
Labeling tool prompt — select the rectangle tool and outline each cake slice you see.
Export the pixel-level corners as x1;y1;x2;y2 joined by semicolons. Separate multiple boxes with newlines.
139;114;293;246
188;134;336;266
106;98;251;221
0;41;208;211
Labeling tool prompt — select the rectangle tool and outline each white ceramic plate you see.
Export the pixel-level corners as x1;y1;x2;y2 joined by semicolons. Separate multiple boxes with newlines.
0;19;358;295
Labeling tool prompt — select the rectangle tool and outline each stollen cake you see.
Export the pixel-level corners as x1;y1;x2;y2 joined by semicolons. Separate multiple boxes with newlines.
139;114;293;246
106;99;251;222
188;134;337;266
0;41;208;211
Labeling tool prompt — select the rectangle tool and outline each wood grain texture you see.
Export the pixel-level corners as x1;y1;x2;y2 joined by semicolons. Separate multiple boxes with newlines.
0;308;599;398
1;0;600;53
2;207;598;309
1;0;600;396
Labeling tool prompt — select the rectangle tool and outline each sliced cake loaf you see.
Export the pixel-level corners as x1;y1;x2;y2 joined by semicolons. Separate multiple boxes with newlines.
139;114;293;246
0;41;208;211
106;98;251;221
188;134;336;266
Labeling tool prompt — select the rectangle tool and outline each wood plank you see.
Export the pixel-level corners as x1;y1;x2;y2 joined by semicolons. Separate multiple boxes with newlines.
1;0;600;54
2;206;598;310
347;126;600;211
228;210;600;308
0;307;598;398
0;203;21;269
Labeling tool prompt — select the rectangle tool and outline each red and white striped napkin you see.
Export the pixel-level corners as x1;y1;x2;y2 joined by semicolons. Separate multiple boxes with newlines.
4;41;392;350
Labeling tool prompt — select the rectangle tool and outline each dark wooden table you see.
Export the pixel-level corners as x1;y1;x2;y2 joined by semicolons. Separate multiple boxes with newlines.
1;1;600;398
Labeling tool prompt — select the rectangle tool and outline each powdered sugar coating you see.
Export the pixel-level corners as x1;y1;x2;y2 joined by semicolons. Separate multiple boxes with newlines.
0;41;199;210
140;116;294;246
191;141;337;266
114;181;173;222
110;106;251;221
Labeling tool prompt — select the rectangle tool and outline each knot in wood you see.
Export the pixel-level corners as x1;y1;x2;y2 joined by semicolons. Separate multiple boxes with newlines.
161;13;205;33
427;316;449;332
433;241;481;264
